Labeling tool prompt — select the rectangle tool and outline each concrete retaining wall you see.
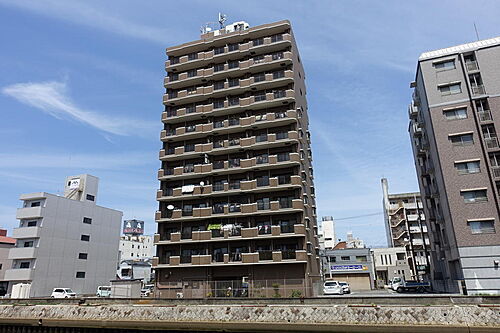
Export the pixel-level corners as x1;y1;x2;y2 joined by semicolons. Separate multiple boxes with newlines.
0;303;499;332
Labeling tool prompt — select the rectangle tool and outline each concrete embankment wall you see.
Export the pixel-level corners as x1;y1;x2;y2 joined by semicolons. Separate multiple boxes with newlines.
0;302;499;332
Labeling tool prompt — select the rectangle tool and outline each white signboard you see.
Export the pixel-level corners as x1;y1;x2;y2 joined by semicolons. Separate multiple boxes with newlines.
68;179;80;189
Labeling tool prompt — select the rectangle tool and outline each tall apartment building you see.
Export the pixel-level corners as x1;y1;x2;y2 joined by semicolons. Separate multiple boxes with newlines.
154;19;320;297
5;175;122;297
381;178;430;279
409;37;500;294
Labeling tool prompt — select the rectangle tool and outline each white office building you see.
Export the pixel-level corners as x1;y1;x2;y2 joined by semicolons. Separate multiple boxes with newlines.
5;174;122;297
318;216;336;250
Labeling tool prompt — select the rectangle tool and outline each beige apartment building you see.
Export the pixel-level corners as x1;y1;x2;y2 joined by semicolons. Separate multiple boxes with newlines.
381;179;431;279
409;37;500;294
153;20;320;297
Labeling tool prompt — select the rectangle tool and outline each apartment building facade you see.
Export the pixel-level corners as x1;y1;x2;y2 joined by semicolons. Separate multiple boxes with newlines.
5;175;122;297
381;178;431;279
154;20;320;297
409;37;500;294
119;234;154;261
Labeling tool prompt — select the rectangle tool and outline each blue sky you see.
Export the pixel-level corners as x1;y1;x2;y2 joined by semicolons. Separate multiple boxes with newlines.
1;0;499;247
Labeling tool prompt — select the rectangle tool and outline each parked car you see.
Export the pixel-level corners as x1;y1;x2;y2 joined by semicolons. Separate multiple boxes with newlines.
339;281;351;294
323;281;343;295
390;277;431;293
51;288;76;298
96;286;111;297
140;288;151;297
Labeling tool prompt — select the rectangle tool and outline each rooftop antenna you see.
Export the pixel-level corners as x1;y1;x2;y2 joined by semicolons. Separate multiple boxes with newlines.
473;22;480;41
218;13;227;29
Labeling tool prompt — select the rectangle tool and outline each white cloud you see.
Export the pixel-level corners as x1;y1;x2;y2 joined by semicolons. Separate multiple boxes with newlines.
2;81;158;136
0;0;171;45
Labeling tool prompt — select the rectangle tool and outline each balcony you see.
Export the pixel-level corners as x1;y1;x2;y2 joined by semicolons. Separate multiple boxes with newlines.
163;70;294;105
158;152;300;181
155;224;306;246
165;34;292;72
12;227;42;239
154;249;307;268
4;268;33;281
159;130;299;162
8;247;37;260
16;207;42;220
157;176;302;201
162;89;295;124
161;110;298;142
155;199;305;222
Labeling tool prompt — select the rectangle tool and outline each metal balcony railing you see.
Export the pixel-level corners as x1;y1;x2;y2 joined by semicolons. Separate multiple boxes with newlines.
478;110;492;122
484;136;499;149
472;85;486;95
466;61;478;71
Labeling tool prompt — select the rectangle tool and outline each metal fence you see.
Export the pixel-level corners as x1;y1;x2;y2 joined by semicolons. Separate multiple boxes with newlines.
156;279;308;298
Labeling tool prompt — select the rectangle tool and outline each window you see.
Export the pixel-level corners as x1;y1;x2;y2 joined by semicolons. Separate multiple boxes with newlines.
468;220;495;234
78;253;88;260
187;69;197;78
329;256;336;263
228;78;239;87
444;108;467;120
461;189;488;203
450;133;473;146
20;262;30;269
455;161;480;174
81;235;90;242
213;81;225;90
214;64;225;72
213;100;225;109
187;52;198;61
341;256;350;261
356;256;367;262
27;221;37;227
0;264;2;270
214;46;225;55
228;61;239;69
254;93;266;102
273;70;285;79
131;253;134;257
76;272;86;278
228;43;239;52
23;241;34;248
439;83;461;96
30;202;41;207
434;59;455;71
271;34;283;43
253;38;264;46
253;73;265;82
83;217;92;224
86;194;95;201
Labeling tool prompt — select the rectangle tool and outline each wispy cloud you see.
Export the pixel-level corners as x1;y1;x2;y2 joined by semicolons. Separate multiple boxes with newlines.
0;151;156;170
0;0;171;45
2;80;158;136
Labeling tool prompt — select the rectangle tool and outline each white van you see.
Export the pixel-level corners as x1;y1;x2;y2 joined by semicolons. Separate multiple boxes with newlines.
96;286;111;297
51;288;76;298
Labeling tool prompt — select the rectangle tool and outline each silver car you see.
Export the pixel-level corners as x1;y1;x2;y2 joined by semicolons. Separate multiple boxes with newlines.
339;281;351;294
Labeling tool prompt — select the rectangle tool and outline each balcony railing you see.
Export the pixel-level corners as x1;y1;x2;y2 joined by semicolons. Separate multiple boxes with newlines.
471;85;486;95
484;136;499;149
491;166;500;179
478;110;492;122
466;61;478;71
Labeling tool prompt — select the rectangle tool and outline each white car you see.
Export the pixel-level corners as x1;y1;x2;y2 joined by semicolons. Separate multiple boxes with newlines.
339;281;351;294
323;281;344;295
51;288;76;298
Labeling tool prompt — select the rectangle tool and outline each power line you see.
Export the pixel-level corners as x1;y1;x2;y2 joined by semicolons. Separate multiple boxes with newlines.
333;211;383;221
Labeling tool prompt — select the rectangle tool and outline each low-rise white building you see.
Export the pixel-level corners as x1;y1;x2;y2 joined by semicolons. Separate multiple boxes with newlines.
119;234;154;261
372;247;412;288
5;174;122;297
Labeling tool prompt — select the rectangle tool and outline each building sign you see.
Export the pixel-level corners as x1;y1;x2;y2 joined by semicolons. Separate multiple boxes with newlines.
123;219;144;235
68;178;80;189
330;264;368;272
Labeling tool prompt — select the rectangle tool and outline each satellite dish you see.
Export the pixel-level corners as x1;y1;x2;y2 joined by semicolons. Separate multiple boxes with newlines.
199;181;205;187
167;205;174;210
